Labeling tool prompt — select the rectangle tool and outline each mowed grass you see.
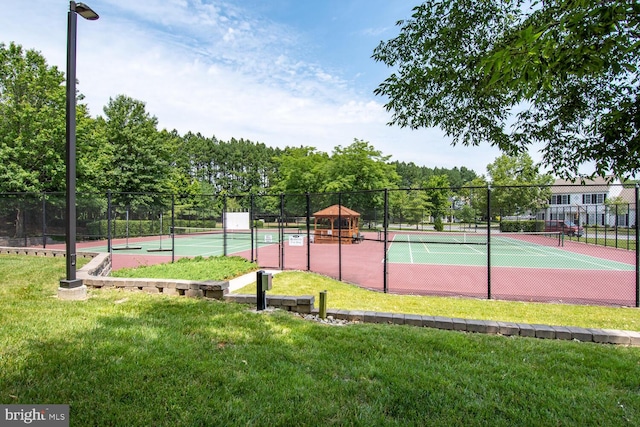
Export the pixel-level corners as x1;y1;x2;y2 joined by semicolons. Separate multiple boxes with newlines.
110;255;258;281
236;271;640;331
1;255;640;426
111;256;640;331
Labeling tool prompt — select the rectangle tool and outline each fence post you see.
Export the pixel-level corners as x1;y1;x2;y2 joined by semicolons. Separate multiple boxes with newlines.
306;192;311;271
595;204;599;244
338;193;342;282
41;192;47;249
171;193;175;263
487;185;492;300
613;203;618;249
107;190;112;252
383;188;389;293
250;193;255;263
636;184;640;307
280;193;285;270
604;204;608;247
223;194;227;256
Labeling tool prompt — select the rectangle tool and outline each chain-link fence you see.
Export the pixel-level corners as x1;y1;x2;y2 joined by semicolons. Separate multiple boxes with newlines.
1;184;638;307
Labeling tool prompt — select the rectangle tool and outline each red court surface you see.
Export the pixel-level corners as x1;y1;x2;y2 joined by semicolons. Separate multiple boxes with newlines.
59;232;638;307
237;237;637;307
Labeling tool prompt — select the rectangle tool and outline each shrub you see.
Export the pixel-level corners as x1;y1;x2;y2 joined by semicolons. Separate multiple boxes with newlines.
499;220;544;232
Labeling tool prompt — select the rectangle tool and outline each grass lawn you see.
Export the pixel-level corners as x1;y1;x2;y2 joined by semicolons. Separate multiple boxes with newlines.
235;271;640;331
110;255;258;281
1;254;639;426
110;256;640;332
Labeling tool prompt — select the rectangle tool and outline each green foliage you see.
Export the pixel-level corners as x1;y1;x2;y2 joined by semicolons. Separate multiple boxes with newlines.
390;161;477;188
487;153;553;216
2;257;640;426
98;95;172;208
433;215;444;231
373;0;640;178
272;146;330;195
177;132;280;197
85;218;217;239
323;139;401;207
0;42;82;192
499;220;544;232
274;139;401;212
110;255;255;281
464;153;552;217
457;204;477;225
605;195;630;215
424;174;451;217
402;189;433;229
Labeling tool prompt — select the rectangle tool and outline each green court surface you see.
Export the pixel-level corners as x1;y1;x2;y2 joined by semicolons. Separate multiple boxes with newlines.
387;233;634;271
81;231;281;257
82;231;634;272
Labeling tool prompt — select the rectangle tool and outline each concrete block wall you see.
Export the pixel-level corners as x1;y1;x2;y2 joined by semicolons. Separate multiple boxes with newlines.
225;294;315;314
319;309;640;346
2;248;638;346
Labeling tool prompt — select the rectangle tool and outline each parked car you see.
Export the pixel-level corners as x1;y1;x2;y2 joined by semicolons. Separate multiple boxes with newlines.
544;220;584;236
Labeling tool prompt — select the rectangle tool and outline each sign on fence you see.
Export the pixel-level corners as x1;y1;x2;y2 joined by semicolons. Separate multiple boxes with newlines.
288;234;304;246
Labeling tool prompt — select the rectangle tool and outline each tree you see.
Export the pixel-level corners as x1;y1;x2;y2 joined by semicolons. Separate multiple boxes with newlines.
604;195;629;226
272;146;330;193
373;0;640;178
458;204;477;229
424;174;451;219
390;161;478;188
486;153;553;216
0;42;99;238
0;42;87;192
99;95;171;208
270;146;331;214
402;188;433;229
323;139;400;211
462;176;490;221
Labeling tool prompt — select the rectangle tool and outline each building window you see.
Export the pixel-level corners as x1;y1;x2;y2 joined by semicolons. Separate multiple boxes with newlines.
550;194;570;205
582;193;606;204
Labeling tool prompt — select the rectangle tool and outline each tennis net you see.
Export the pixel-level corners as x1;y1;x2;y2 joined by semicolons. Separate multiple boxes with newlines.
387;231;563;247
171;226;285;243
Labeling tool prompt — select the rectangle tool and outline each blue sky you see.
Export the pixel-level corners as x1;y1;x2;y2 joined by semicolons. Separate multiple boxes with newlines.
1;0;510;174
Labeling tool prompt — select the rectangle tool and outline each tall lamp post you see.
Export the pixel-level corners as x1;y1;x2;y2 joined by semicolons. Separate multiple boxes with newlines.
59;1;99;299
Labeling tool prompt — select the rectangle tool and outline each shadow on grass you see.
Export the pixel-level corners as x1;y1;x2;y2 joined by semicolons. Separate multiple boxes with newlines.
2;290;640;426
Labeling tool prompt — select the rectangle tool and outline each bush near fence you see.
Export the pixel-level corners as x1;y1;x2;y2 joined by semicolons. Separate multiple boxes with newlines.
499;220;544;232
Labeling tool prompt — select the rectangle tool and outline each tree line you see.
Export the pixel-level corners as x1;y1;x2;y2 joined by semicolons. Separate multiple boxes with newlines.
0;45;447;204
1;41;561;230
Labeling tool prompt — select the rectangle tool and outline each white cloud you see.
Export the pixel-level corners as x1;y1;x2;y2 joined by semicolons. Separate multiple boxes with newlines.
0;0;515;174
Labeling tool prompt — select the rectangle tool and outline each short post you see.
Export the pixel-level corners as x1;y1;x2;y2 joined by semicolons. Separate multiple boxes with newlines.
319;290;327;319
256;270;266;311
256;270;272;311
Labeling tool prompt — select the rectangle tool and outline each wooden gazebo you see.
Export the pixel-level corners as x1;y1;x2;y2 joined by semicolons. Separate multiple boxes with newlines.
312;204;362;244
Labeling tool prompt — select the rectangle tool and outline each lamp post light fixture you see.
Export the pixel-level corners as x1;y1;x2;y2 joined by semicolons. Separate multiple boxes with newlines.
59;1;99;298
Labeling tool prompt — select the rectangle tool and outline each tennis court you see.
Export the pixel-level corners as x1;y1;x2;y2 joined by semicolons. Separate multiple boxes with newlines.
386;231;634;271
81;229;634;272
79;228;283;257
75;227;636;306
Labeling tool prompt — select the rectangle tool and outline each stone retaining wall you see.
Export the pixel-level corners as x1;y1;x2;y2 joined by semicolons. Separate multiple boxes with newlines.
321;309;640;346
225;294;315;314
0;248;231;300
2;248;638;346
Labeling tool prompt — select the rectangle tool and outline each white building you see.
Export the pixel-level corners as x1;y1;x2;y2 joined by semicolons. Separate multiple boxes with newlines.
547;177;636;227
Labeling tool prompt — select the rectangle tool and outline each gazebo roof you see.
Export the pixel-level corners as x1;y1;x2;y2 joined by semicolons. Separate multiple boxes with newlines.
313;204;360;217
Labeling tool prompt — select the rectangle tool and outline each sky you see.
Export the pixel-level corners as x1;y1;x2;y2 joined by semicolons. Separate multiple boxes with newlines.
0;0;516;175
